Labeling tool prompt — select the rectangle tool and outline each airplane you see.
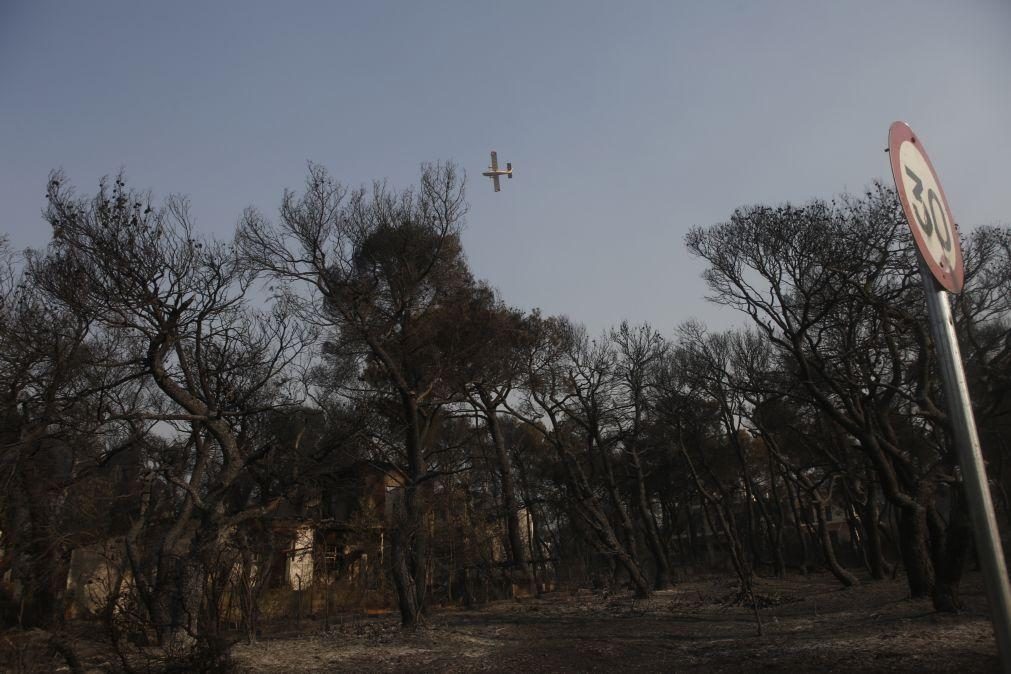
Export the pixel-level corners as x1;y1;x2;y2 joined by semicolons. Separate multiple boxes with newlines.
482;150;512;192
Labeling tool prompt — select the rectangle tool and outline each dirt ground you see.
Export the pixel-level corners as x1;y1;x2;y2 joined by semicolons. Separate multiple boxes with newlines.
229;572;999;673
0;572;997;672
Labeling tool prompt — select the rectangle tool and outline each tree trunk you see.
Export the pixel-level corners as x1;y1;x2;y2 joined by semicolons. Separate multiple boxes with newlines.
151;554;199;654
576;499;652;597
863;468;887;580
627;444;672;589
561;450;651;598
480;396;535;595
390;519;423;626
767;456;787;577
593;431;640;570
785;481;810;574
390;392;429;628
513;446;550;593
814;500;859;588
16;461;69;629
898;503;935;598
933;483;971;613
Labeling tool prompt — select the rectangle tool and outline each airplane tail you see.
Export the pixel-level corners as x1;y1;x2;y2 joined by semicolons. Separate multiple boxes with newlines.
507;162;512;178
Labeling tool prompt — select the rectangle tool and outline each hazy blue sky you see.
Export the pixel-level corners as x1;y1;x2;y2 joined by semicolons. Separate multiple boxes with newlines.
2;1;1009;335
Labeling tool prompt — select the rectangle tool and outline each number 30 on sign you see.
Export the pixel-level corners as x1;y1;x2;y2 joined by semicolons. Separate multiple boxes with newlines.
888;121;964;294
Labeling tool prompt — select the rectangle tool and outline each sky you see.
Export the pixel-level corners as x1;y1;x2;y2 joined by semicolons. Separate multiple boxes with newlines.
2;1;1009;336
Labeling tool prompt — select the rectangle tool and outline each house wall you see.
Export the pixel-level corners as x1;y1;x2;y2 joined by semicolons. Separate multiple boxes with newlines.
65;539;126;618
286;525;314;588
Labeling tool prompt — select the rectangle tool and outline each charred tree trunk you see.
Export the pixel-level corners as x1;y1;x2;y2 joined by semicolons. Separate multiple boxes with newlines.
863;467;888;580
149;531;209;655
933;483;972;613
627;444;672;589
683;447;761;634
561;450;651;598
10;454;70;630
390;515;423;625
766;454;787;577
898;502;935;598
591;430;640;571
20;505;65;628
813;500;859;588
390;392;428;628
784;476;810;574
513;444;550;593
479;393;535;595
575;498;652;597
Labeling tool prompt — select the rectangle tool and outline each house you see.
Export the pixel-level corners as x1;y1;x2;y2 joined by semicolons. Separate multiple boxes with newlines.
62;460;407;618
274;460;406;590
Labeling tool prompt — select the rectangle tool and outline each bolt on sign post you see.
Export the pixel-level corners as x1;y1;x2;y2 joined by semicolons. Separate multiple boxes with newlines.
888;121;1011;672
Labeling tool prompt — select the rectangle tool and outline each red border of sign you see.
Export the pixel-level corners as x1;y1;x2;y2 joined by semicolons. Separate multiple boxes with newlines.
888;121;964;294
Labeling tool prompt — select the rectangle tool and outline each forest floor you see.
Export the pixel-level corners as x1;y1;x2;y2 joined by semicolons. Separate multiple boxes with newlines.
229;571;1000;673
0;571;998;672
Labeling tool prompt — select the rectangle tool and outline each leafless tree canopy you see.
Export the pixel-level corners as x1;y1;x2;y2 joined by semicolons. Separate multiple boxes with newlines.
2;168;1009;669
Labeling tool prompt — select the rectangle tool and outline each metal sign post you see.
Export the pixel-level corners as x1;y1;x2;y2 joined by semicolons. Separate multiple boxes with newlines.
889;121;1011;672
919;259;1011;670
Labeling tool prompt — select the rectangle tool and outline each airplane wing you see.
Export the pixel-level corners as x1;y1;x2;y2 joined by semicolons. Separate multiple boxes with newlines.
490;151;498;172
493;175;501;192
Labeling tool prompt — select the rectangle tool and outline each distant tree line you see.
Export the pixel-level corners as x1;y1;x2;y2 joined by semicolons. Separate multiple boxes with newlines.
1;164;1009;667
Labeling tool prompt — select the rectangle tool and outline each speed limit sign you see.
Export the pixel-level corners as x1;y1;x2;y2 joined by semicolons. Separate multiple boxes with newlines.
888;121;964;293
887;122;1011;670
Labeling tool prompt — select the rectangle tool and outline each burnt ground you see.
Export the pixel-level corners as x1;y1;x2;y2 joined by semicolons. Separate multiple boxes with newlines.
230;572;999;673
0;572;998;672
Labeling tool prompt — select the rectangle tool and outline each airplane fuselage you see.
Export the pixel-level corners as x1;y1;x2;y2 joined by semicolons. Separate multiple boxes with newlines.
483;151;512;191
